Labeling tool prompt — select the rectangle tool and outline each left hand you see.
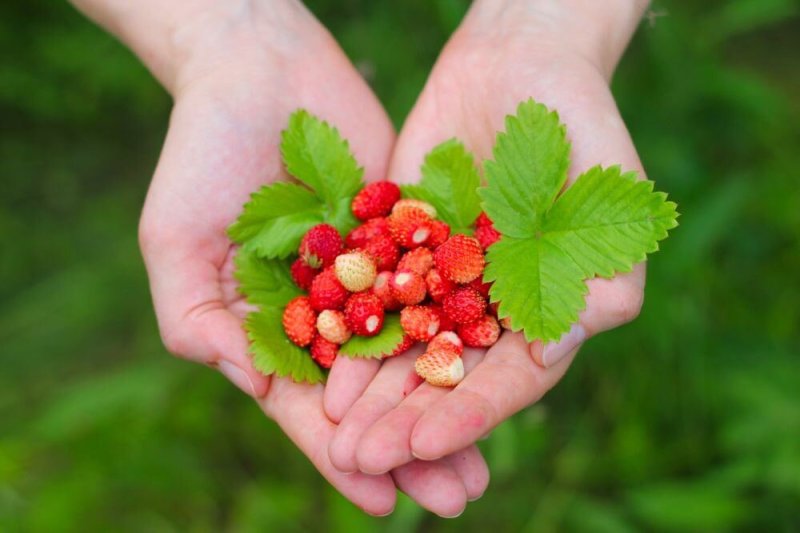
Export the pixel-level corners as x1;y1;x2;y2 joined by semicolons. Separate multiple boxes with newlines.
323;0;650;475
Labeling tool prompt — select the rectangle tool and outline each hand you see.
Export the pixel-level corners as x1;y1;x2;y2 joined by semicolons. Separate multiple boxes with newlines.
324;0;649;477
72;0;488;516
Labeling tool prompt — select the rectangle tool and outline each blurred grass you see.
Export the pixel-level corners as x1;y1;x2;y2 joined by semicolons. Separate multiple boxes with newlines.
1;0;799;531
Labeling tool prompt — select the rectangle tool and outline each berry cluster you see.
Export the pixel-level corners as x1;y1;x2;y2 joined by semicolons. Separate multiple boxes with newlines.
281;181;503;386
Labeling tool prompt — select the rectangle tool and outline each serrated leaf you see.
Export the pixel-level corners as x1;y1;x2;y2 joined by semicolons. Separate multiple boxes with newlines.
339;315;405;359
402;139;482;232
228;182;325;258
246;308;325;384
482;100;679;343
233;250;301;308
281;110;364;207
480;99;570;238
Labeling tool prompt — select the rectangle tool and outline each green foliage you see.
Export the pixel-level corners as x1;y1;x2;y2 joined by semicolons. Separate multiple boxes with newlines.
234;250;302;308
482;101;678;342
339;315;405;359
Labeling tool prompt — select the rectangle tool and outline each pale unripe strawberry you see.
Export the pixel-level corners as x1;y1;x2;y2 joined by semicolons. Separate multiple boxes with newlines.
282;296;317;347
335;251;377;292
392;198;437;219
390;269;427;305
458;315;501;347
316;309;351;344
344;292;385;336
400;305;440;342
415;349;464;387
434;234;485;283
427;331;463;356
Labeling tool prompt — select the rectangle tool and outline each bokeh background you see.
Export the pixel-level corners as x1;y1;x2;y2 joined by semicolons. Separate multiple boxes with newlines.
2;0;799;531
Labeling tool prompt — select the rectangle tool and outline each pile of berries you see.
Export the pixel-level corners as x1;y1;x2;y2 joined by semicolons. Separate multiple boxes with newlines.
281;181;504;386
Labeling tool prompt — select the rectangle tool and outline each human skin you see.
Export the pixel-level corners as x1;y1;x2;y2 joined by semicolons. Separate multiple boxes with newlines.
323;0;651;478
69;0;489;517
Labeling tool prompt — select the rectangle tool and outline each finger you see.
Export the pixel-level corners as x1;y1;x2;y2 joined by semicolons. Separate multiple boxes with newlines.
391;459;467;518
353;349;484;474
323;356;382;424
409;333;576;461
328;347;426;473
260;378;397;517
533;263;645;368
442;445;490;502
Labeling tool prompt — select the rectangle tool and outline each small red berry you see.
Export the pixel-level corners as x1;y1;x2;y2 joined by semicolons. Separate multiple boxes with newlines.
431;304;458;332
392;198;437;218
442;286;486;324
388;207;433;249
310;336;338;369
344;292;385;336
309;268;349;311
372;271;402;310
427;220;451;248
363;234;400;271
400;305;441;342
335;251;377;292
352;181;401;221
468;277;492;299
425;268;456;303
458;315;501;347
299;224;343;268
316;309;352;344
345;217;392;248
397;247;434;276
427;331;463;356
389;269;427;306
475;224;501;250
385;335;415;358
282;296;316;347
290;257;318;291
434;234;485;283
475;211;493;228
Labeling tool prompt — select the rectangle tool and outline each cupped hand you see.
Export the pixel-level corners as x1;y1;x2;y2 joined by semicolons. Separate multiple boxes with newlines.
136;1;486;516
324;0;648;478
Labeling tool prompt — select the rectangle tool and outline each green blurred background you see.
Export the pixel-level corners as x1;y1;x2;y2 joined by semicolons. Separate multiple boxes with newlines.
2;0;799;531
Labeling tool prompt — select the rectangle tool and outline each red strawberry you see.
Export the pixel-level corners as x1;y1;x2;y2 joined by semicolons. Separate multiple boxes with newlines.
427;330;463;356
458;315;501;347
388;207;433;249
392;198;437;218
309;268;349;311
390;269;427;306
372;271;402;310
351;181;401;221
385;335;414;358
344;292;385;336
425;268;456;303
442;286;486;324
415;349;464;387
310;336;338;369
400;305;441;342
316;309;352;344
363;234;400;271
345;217;392;249
290;257;318;291
335;251;377;292
299;224;343;268
433;234;485;283
468;277;492;299
475;211;493;228
475;224;501;250
427;220;451;248
282;296;316;347
431;305;458;334
397;247;434;276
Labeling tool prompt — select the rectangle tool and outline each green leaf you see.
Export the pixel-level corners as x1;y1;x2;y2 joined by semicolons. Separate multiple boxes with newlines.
228;182;325;258
246;308;325;384
233;250;301;308
402;139;482;233
339;315;405;359
480;99;570;238
482;101;679;343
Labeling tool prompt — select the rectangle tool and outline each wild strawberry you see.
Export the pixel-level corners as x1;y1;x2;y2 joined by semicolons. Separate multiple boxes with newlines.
392;198;437;219
345;217;391;249
363;234;400;271
397;247;434;276
290;257;318;291
309;268;349;311
426;220;451;248
427;331;463;356
334;251;377;292
458;315;501;347
468;277;492;299
442;286;486;324
431;304;458;333
352;181;401;221
282;296;316;347
475;211;493;228
400;305;440;342
299;224;343;268
388;207;433;249
344;292;385;336
415;349;464;387
372;271;402;310
316;309;351;344
475;224;501;250
385;335;415;358
425;268;456;303
389;269;427;306
310;336;338;369
434;234;485;283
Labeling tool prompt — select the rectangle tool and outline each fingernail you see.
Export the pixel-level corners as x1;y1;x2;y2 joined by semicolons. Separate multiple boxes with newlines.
541;324;585;368
219;360;257;396
370;507;395;517
438;508;465;519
